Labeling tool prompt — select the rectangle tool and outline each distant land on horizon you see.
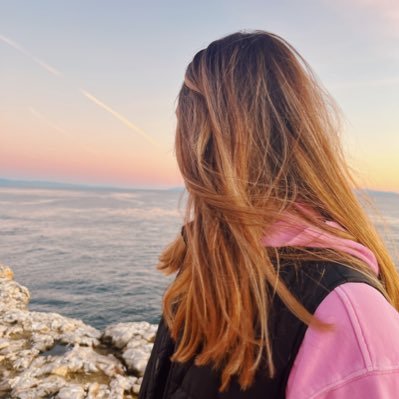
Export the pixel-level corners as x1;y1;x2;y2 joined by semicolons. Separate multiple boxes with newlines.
0;177;184;192
0;177;397;197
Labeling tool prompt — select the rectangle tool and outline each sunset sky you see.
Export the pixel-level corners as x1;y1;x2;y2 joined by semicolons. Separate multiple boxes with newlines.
1;0;398;191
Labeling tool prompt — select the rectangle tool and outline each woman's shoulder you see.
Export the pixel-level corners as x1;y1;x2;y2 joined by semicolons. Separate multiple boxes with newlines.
286;281;399;398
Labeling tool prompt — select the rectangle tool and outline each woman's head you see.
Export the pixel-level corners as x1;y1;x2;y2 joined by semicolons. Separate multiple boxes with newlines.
175;30;343;215
160;30;399;391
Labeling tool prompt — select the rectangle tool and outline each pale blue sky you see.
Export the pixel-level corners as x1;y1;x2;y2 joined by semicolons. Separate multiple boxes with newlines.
1;0;398;190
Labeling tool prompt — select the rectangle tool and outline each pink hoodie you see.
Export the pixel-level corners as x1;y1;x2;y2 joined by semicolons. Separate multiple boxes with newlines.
262;209;399;397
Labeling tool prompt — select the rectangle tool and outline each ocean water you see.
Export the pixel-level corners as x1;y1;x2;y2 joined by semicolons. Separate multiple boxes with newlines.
0;186;398;330
0;187;184;329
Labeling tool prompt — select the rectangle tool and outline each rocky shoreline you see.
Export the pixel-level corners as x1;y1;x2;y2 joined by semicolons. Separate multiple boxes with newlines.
0;264;157;398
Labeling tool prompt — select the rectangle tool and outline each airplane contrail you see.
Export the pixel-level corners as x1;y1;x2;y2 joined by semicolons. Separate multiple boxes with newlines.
28;106;104;157
29;107;68;134
1;33;159;147
0;34;63;77
80;89;160;147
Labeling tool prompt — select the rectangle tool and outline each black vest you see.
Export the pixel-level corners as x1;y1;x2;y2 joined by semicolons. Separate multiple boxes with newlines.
138;260;383;399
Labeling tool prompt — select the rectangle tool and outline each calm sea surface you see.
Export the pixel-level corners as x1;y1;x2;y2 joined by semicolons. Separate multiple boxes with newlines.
0;186;398;330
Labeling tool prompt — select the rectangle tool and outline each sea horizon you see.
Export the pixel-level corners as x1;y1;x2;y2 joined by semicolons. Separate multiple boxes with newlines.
1;176;398;196
0;177;185;193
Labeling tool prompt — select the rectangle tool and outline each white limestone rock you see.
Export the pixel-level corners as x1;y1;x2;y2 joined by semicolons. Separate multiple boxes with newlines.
122;346;153;376
11;375;67;398
0;264;158;398
0;266;14;280
86;382;111;399
108;374;139;398
103;321;157;349
102;321;157;376
0;279;30;311
56;384;86;399
31;332;55;352
132;383;141;395
12;348;40;370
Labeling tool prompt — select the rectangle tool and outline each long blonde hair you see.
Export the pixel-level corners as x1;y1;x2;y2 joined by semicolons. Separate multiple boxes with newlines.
158;30;399;391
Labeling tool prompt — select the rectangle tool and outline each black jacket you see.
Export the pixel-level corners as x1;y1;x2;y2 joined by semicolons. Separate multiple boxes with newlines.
138;260;383;399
